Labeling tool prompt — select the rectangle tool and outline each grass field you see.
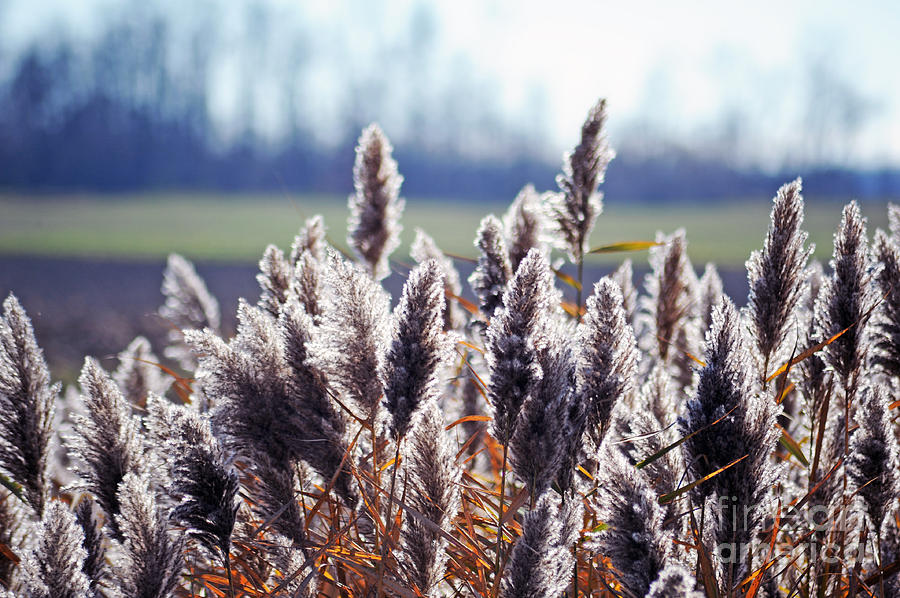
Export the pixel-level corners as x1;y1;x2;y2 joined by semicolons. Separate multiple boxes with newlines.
0;193;891;266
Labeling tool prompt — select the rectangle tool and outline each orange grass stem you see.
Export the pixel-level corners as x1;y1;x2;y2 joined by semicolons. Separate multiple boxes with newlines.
493;441;510;597
375;437;404;598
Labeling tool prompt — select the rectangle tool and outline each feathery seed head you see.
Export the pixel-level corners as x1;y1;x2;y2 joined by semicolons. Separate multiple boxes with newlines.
814;200;877;390
500;492;576;598
646;564;703;598
307;249;391;422
679;299;780;581
74;497;106;591
411;228;465;331
70;357;145;540
289;249;324;320
162;401;240;561
578;277;639;450
469;215;514;321
291;214;327;265
641;230;700;364
888;202;900;242
588;449;672;598
871;229;900;379
159;253;220;370
188;297;356;507
0;293;56;516
546;98;614;261
699;262;724;335
113;472;184;598
398;400;461;596
503;184;547;272
846;384;900;532
20;501;92;598
485;249;557;443
381;260;454;440
509;333;577;498
746;178;812;370
113;336;170;408
347;123;405;281
257;244;292;317
610;259;638;324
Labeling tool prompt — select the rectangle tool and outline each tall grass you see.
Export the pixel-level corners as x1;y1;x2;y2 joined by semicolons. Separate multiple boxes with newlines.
1;99;900;598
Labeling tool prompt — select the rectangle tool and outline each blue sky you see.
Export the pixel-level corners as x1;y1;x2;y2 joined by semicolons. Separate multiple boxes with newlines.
3;0;900;168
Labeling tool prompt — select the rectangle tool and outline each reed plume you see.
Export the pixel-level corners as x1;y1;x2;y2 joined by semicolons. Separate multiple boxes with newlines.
307;250;390;423
889;202;900;242
484;249;556;445
679;299;780;586
154;398;239;565
246;453;309;547
74;497;107;593
698;262;724;334
411;228;465;331
871;229;900;379
589;449;673;598
610;258;637;324
0;294;56;516
381;260;454;440
69;357;145;540
746;178;812;381
285;251;321;323
113;472;184;598
641;230;701;388
290;214;327;264
615;408;681;529
159;253;220;369
398;401;461;596
0;489;25;587
509;329;577;498
577;277;639;452
796;260;830;422
187;298;356;506
814;201;876;403
499;493;578;598
113;336;170;408
257;244;292;317
347;123;405;281
469;215;514;321
545;98;613;264
846;384;900;541
19;501;91;598
503;184;546;272
646;564;703;598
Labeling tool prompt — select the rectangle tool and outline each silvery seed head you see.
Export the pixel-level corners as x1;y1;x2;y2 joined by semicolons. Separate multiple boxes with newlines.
746;178;812;374
381;260;455;440
469;215;513;321
0;293;57;516
159;253;220;370
814;201;877;395
69;357;145;540
256;244;292;318
347;123;405;281
113;336;170;408
484;249;557;444
411;228;465;331
545;98;614;262
503;184;547;272
19;501;92;598
290;214;327;265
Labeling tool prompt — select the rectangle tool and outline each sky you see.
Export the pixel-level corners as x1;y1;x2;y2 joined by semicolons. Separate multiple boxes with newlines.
3;0;900;168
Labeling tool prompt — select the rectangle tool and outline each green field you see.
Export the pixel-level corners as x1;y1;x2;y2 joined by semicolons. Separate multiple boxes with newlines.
0;193;891;266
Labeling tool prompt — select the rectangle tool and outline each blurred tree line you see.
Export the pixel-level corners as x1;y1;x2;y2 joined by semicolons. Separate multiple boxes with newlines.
0;0;898;201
